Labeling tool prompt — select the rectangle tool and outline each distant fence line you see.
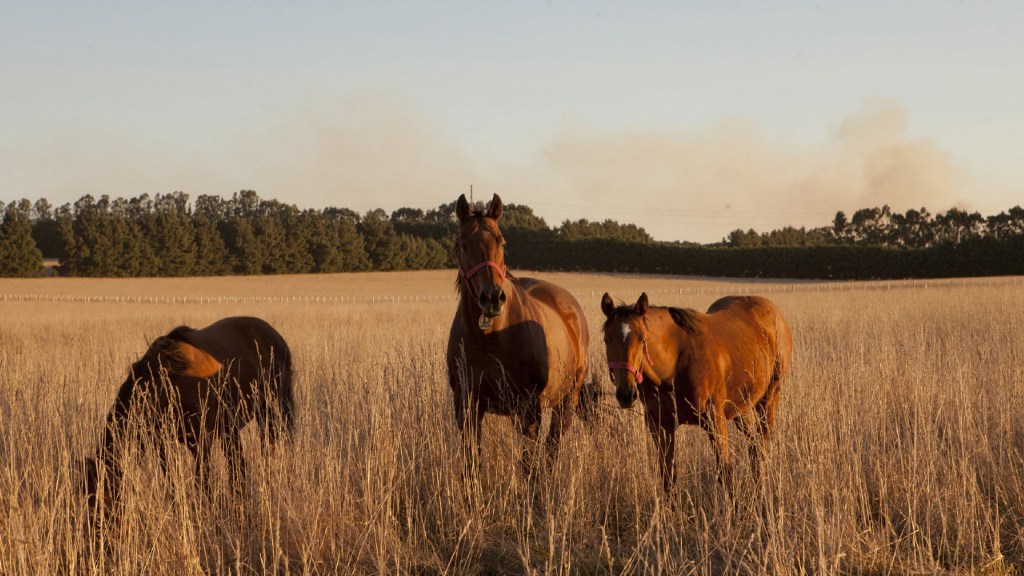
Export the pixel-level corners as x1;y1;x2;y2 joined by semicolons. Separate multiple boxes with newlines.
1;276;1019;307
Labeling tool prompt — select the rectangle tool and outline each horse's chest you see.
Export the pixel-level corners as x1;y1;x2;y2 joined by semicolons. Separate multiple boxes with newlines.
460;338;546;388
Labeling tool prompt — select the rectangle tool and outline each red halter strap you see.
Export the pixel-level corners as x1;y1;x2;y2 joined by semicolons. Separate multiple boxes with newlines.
458;260;509;304
460;260;507;282
607;360;645;384
607;325;655;384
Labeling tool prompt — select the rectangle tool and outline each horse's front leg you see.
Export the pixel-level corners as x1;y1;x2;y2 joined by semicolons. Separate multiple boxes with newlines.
452;378;484;476
640;386;678;494
186;430;214;495
643;408;677;494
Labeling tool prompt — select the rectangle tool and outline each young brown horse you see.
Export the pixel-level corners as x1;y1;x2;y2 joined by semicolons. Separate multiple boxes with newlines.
447;194;589;475
601;292;792;493
83;316;294;510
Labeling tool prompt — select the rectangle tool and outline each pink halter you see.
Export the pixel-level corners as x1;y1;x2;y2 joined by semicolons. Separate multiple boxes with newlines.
607;326;655;384
458;259;508;304
459;260;507;283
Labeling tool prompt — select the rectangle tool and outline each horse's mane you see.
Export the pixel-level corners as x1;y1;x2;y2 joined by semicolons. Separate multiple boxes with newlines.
603;305;703;334
668;307;702;334
129;325;195;378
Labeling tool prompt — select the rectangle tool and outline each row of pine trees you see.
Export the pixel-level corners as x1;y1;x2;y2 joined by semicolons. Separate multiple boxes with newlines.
1;191;652;277
2;190;1023;278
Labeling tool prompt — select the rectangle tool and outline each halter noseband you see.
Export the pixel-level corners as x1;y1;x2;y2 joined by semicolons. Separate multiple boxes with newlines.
460;260;507;283
458;259;509;304
607;322;655;384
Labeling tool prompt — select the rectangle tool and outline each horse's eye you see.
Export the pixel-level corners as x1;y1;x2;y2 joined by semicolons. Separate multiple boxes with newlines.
460;242;467;251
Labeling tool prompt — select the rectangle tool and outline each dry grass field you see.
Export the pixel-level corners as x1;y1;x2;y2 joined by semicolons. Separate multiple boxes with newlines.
1;271;1022;575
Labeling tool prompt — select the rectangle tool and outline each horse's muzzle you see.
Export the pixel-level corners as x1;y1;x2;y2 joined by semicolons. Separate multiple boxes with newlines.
478;286;507;318
615;384;639;408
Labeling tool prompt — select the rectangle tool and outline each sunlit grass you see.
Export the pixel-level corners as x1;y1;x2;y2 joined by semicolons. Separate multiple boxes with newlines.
1;272;1021;574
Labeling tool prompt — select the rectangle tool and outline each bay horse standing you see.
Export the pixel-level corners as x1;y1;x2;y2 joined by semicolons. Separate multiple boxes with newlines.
446;194;589;475
601;292;792;492
83;316;294;510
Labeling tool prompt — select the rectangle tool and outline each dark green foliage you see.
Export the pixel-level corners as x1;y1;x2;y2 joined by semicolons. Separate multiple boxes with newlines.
57;195;155;277
509;235;1024;280
557;218;653;243
141;192;198;276
724;226;835;248
359;209;403;271
192;214;230;276
0;200;44;276
4;190;1019;279
30;198;64;259
307;208;370;273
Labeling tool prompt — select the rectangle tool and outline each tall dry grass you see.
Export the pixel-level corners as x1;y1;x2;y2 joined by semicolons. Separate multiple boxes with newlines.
0;272;1021;575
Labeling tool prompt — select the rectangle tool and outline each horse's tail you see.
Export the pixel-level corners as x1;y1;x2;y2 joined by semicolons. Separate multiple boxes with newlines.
277;345;296;437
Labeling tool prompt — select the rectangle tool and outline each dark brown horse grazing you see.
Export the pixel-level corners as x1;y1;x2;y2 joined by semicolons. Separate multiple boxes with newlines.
601;292;792;492
447;194;589;475
83;316;294;510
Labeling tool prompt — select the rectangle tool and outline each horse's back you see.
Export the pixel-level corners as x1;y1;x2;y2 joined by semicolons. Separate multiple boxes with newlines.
169;316;294;428
519;277;589;362
180;316;291;369
706;296;792;390
708;296;788;340
167;317;293;408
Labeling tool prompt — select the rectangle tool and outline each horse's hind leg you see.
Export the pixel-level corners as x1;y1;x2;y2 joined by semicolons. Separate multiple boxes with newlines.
542;401;573;471
735;409;762;478
223;427;247;496
703;403;734;493
749;386;781;478
516;401;543;479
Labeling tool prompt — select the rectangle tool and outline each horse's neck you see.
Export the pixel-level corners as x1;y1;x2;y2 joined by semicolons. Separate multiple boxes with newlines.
98;379;139;465
649;311;686;374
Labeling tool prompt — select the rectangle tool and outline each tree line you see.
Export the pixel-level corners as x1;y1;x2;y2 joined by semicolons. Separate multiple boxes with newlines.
1;191;1022;279
722;205;1024;249
0;191;651;277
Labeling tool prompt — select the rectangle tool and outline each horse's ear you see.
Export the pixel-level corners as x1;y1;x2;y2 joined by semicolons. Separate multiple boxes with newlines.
487;194;503;221
456;194;471;222
669;307;701;334
635;292;649;316
600;293;615;318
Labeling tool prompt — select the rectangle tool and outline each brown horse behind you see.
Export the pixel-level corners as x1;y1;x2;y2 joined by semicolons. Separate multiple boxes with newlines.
83;316;294;510
601;292;792;492
447;194;589;475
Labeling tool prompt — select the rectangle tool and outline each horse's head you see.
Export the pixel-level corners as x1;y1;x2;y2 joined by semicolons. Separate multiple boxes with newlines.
455;193;509;328
601;292;653;409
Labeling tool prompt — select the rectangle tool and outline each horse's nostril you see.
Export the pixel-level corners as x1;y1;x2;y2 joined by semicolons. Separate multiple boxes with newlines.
499;290;507;303
616;387;635;406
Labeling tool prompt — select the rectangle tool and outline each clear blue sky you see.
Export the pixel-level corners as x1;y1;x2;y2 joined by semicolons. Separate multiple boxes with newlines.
2;0;1022;242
